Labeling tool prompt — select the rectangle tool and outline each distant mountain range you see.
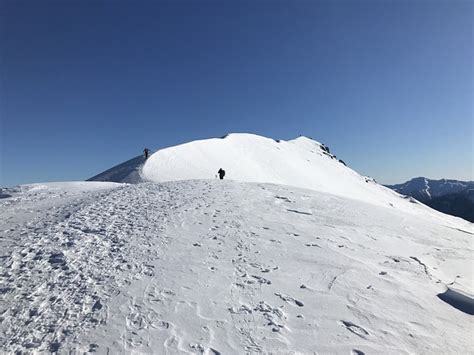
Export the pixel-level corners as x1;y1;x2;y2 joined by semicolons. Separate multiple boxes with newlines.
386;177;474;222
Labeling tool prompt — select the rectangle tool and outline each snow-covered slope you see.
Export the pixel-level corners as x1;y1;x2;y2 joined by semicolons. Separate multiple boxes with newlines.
90;134;461;222
88;155;145;183
1;180;472;353
142;134;389;205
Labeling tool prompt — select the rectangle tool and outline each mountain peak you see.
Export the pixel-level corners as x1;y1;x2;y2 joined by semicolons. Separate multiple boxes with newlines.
87;133;440;217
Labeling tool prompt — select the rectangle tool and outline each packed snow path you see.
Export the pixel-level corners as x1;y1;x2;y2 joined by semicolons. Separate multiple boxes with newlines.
0;180;472;354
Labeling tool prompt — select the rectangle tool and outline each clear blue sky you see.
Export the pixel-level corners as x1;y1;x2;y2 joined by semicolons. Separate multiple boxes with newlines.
1;0;472;186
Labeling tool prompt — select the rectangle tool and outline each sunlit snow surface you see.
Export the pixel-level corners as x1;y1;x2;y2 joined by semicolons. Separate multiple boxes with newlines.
1;180;472;353
142;134;417;209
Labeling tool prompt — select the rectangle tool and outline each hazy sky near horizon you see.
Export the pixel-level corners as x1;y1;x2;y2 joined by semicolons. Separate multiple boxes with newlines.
1;0;472;186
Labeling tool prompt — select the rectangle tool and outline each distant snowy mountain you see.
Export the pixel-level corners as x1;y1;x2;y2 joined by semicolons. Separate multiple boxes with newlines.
386;177;473;200
386;177;474;222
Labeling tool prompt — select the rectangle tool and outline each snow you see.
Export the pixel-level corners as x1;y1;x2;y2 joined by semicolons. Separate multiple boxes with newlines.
1;179;473;353
2;134;473;353
88;156;145;183
140;134;470;227
142;134;392;206
424;177;432;198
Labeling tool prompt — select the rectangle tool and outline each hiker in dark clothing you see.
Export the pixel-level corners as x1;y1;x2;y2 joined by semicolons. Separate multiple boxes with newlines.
218;168;225;180
143;148;150;159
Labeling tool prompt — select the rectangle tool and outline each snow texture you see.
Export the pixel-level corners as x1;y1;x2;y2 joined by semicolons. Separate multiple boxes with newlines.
1;179;473;354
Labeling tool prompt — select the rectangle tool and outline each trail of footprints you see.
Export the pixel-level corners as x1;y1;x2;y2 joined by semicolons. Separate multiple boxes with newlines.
268;194;375;345
124;289;173;350
0;184;189;353
225;200;307;349
1;183;384;353
222;193;378;351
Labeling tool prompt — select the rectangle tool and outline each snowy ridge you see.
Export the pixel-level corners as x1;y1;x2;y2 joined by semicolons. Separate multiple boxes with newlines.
85;133;447;215
88;155;145;183
1;180;472;353
139;133;468;225
87;133;471;227
142;134;380;206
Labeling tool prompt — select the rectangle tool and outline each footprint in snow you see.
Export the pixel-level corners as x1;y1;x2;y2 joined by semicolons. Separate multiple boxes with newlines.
150;319;170;330
305;243;321;248
274;293;304;307
88;344;99;352
251;275;272;285
341;320;369;338
287;209;312;216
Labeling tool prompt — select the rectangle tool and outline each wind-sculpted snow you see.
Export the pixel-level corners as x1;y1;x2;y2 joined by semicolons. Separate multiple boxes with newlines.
0;180;473;353
88;155;146;183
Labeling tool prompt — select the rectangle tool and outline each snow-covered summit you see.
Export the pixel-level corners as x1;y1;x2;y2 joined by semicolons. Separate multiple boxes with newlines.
89;133;470;225
142;133;343;187
88;133;397;208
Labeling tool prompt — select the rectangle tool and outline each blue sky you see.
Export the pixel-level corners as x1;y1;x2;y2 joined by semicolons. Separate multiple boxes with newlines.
1;0;472;186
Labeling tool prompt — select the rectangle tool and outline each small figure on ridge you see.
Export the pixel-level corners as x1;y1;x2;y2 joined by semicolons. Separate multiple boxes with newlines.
217;168;225;180
143;148;150;159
